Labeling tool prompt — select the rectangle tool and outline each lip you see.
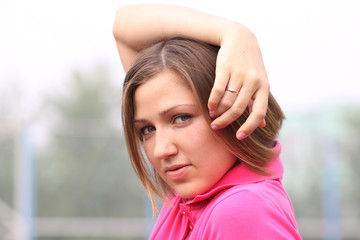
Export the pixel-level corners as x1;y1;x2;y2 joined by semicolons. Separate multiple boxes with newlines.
165;164;191;182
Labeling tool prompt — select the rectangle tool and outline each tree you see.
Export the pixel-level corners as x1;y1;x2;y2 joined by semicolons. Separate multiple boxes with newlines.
37;66;145;218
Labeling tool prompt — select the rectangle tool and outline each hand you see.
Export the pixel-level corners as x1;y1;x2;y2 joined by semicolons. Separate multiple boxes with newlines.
208;23;269;140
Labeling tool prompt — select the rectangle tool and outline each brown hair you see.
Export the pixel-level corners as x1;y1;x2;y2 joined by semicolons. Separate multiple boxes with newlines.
122;37;285;215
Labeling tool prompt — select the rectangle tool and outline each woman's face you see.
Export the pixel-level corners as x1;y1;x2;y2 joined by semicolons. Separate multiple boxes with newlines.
134;70;236;199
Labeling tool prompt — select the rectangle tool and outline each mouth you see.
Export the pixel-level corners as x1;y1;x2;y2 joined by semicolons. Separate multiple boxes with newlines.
165;164;190;172
165;164;191;181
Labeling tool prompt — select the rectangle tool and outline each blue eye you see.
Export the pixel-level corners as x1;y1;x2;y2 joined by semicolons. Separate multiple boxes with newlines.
141;126;156;135
174;114;192;124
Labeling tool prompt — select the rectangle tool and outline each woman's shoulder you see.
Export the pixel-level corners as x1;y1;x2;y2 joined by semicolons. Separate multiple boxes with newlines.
210;179;294;218
198;180;300;239
209;180;280;218
197;180;301;239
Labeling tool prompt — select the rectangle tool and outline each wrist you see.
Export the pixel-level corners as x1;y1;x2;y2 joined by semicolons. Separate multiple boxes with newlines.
219;21;256;46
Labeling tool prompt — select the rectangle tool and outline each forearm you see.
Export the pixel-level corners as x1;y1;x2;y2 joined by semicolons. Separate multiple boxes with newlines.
113;4;253;70
114;4;269;140
113;4;231;47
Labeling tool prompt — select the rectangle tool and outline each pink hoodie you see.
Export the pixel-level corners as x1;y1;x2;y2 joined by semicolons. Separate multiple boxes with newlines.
149;143;302;239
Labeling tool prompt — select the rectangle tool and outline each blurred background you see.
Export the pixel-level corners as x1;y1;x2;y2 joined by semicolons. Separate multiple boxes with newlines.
0;0;359;239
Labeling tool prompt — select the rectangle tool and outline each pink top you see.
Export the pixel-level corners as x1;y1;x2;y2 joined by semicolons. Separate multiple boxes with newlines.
149;143;302;239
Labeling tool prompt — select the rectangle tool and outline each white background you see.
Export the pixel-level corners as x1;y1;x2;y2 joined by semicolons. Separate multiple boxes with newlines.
0;0;359;122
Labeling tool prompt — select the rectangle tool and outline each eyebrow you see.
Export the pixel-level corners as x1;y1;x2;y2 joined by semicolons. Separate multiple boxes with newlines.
134;104;197;123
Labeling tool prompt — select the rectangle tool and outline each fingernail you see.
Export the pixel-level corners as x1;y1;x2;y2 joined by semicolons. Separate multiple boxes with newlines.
211;125;219;131
237;132;246;140
209;106;215;112
209;112;216;118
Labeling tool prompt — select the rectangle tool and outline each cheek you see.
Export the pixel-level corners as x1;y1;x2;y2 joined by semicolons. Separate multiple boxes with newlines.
194;123;236;165
142;140;157;166
191;123;219;149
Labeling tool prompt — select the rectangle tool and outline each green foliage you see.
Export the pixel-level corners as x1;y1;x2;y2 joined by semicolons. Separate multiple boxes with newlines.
37;66;145;218
49;68;114;119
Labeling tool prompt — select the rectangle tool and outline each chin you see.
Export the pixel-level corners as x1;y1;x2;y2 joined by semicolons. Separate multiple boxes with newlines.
176;188;205;199
177;192;195;199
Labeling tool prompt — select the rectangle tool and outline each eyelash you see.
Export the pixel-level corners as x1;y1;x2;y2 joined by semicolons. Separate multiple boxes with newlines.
138;114;192;138
173;114;192;124
139;126;155;136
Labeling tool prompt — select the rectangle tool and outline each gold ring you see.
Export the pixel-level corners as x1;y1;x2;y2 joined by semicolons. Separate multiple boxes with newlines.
226;87;239;95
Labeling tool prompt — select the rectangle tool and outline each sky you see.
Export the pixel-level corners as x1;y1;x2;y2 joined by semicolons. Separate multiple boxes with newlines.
0;0;359;124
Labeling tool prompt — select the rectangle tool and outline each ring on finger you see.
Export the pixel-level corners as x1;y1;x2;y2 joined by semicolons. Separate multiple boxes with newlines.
226;87;239;95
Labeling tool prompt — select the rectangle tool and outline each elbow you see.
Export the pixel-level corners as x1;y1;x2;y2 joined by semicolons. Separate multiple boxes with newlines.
112;7;122;39
112;6;129;40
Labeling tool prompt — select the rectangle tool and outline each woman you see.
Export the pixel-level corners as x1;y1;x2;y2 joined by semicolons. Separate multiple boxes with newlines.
114;4;301;239
113;4;270;140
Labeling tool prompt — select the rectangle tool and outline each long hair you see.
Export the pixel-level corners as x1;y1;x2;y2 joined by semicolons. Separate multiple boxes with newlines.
122;37;285;216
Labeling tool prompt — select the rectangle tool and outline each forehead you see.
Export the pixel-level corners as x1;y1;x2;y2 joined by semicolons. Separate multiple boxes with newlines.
133;70;197;118
136;70;192;94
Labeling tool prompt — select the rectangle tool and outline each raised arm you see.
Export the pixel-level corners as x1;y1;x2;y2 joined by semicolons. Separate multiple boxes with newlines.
113;4;269;140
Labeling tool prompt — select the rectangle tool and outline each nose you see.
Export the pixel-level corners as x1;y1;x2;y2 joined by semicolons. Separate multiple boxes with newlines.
153;128;178;160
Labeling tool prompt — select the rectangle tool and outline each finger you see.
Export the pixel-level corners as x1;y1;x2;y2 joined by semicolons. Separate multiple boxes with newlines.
236;89;269;140
258;119;266;128
248;96;267;128
208;67;229;112
211;72;244;117
211;84;255;129
211;86;239;118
